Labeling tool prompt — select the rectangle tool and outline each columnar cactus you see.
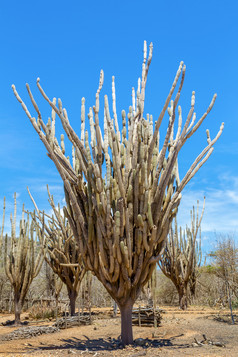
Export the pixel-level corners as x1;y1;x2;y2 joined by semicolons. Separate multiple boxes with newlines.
2;194;44;324
158;199;205;310
0;197;5;255
12;42;223;344
28;186;86;316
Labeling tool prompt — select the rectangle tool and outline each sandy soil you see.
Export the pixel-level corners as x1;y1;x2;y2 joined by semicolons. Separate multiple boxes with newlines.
0;306;237;357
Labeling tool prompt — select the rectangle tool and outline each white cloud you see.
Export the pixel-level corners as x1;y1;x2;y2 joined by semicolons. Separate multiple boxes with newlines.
226;190;238;204
177;174;238;239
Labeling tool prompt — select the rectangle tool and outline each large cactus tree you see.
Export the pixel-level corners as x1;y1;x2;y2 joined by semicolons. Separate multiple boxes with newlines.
28;186;86;316
158;199;205;310
12;42;223;344
2;194;44;324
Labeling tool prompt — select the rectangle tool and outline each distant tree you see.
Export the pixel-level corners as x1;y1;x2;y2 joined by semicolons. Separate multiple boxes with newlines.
209;236;238;323
13;41;223;344
2;194;44;324
158;199;205;309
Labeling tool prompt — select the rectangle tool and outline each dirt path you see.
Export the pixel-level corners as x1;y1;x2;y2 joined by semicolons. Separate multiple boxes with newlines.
0;307;237;356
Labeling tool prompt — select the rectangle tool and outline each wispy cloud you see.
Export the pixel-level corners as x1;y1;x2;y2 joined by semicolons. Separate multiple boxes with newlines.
226;190;238;204
177;173;238;239
216;142;238;155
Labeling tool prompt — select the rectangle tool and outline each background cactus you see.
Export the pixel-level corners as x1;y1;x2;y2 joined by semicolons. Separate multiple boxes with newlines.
28;186;86;316
158;199;205;310
13;41;223;344
1;193;45;324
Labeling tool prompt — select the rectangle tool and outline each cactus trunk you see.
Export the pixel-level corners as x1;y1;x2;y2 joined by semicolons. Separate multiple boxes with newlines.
14;294;22;325
118;299;134;346
178;283;188;310
67;288;77;316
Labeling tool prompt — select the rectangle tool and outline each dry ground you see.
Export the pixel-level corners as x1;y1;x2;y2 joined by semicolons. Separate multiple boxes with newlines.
0;306;237;357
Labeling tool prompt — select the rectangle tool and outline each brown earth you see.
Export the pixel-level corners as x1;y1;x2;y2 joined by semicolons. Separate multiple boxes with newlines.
0;306;237;357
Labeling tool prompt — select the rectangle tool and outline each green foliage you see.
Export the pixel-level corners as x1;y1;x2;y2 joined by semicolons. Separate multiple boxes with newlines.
200;264;217;274
231;298;238;309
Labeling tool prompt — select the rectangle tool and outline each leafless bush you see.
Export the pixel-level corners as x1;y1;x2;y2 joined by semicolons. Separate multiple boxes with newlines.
28;303;57;320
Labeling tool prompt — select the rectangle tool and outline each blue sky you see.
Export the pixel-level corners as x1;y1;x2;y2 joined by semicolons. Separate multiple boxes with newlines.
0;1;237;254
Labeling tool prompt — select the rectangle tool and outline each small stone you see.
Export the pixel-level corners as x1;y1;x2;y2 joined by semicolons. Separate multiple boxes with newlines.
134;338;146;346
67;349;75;354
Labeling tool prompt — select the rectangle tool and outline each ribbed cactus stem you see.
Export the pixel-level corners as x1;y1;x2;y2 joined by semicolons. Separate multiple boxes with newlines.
0;197;6;252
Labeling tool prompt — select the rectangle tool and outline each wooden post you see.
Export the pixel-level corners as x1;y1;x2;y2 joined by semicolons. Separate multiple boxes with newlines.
153;305;157;328
227;280;235;325
56;298;59;329
89;297;91;324
88;273;92;324
65;304;67;329
138;305;141;327
113;301;118;317
78;299;81;326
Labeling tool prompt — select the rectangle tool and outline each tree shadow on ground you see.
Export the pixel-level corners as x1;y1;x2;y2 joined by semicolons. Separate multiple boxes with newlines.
1;319;28;327
32;334;191;353
213;314;237;325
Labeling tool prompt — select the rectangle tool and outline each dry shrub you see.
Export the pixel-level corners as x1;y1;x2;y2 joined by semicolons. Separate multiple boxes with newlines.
28;302;57;320
156;272;178;305
87;276;113;308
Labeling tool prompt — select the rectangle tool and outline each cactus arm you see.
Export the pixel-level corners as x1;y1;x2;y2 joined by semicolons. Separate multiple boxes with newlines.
147;61;185;172
0;197;6;250
93;70;104;168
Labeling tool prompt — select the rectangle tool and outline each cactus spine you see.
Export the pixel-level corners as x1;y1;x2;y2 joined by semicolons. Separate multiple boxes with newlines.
13;42;223;344
2;194;44;324
158;199;205;310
